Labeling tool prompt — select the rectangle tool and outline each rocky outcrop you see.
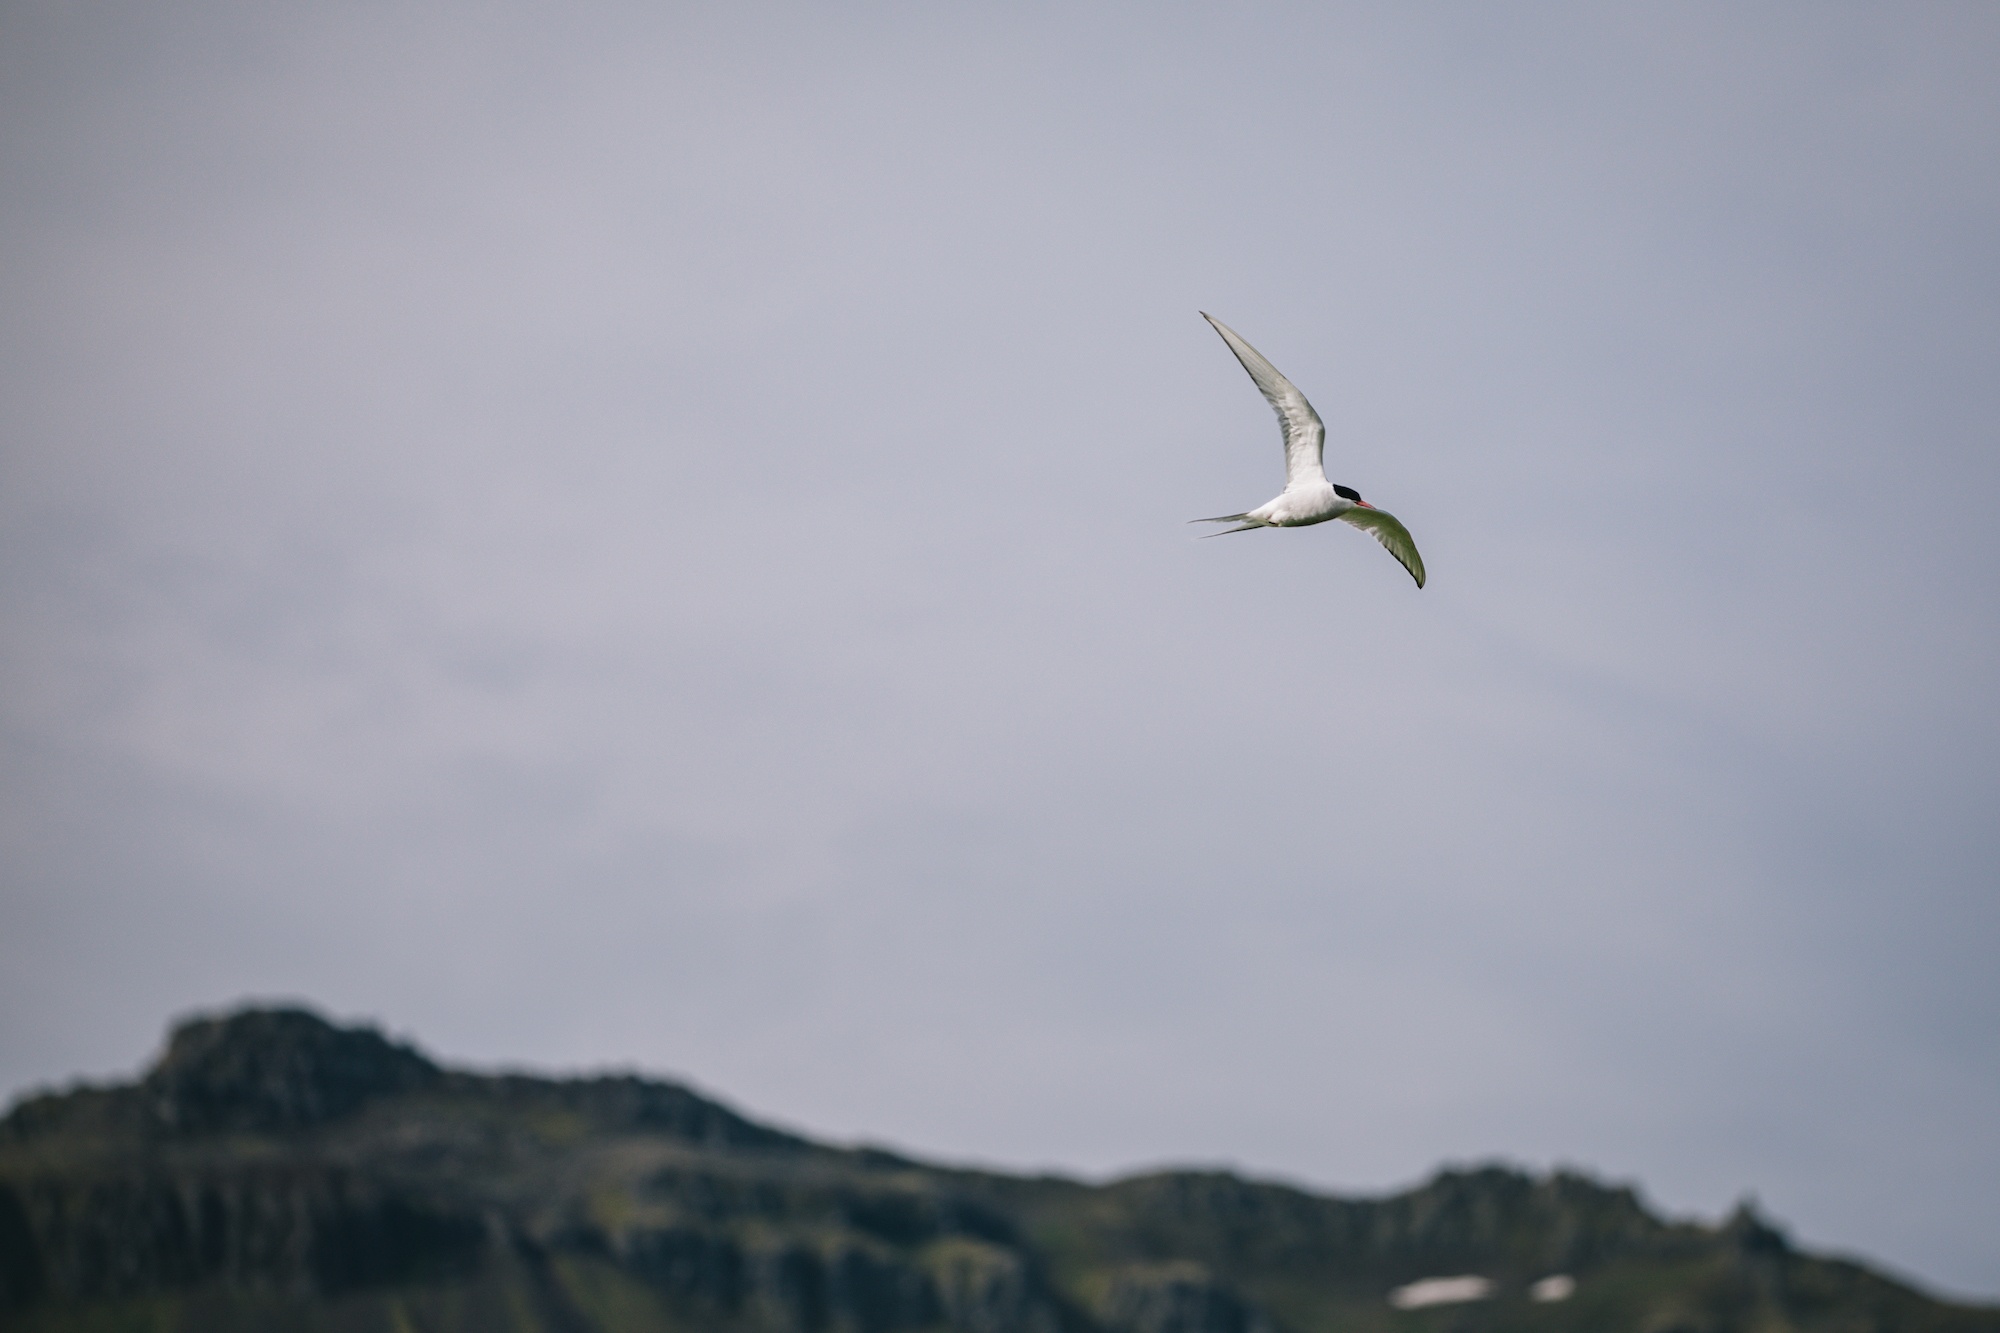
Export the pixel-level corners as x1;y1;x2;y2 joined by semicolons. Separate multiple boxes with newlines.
578;1197;1065;1331
0;1007;441;1144
1;1165;484;1300
2;1005;1994;1333
0;1182;42;1309
1080;1162;1695;1285
1096;1263;1267;1333
927;1238;1057;1333
141;1008;444;1135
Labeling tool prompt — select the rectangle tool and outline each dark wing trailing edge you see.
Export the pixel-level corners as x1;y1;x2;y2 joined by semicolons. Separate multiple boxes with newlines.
1337;507;1427;587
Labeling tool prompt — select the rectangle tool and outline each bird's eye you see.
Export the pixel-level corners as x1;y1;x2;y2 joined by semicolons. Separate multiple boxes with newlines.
1332;484;1361;502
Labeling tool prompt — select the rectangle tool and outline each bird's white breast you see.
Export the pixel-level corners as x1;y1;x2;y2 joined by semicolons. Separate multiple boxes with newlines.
1250;482;1348;527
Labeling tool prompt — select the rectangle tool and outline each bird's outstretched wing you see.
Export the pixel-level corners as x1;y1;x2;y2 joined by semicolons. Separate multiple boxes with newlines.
1338;506;1427;588
1202;313;1326;490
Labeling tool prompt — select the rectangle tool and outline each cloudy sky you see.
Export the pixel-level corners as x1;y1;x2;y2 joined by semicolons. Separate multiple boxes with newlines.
3;0;1997;1300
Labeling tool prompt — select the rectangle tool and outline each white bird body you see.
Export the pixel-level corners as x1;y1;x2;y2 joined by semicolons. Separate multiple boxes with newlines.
1194;312;1426;587
1239;479;1350;528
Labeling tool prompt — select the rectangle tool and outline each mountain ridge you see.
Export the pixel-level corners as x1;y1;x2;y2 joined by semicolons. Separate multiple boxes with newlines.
1;1004;1992;1333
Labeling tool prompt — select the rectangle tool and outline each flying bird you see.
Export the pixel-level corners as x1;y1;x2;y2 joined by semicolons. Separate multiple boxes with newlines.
1193;313;1426;588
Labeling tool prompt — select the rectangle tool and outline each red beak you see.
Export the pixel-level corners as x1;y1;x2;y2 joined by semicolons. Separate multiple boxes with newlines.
1355;500;1375;508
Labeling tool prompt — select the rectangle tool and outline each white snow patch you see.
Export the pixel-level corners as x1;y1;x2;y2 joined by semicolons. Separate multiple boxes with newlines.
1388;1276;1495;1309
1531;1275;1577;1302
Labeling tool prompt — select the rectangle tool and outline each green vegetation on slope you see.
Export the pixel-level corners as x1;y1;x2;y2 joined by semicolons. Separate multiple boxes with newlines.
1;1007;1991;1333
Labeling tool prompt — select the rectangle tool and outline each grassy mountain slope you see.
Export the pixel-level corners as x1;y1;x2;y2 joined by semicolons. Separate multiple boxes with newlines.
1;1007;1991;1333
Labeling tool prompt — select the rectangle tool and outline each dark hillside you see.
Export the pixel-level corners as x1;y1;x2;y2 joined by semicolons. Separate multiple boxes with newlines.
1;1007;1992;1333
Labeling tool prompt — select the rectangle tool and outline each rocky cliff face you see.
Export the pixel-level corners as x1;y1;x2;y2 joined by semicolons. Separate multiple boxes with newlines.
1;1006;1993;1333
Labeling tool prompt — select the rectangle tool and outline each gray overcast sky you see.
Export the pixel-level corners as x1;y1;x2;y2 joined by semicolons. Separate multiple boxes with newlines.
3;0;1997;1300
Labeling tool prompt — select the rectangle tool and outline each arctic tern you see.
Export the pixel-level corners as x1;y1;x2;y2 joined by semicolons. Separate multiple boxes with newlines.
1193;312;1426;588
